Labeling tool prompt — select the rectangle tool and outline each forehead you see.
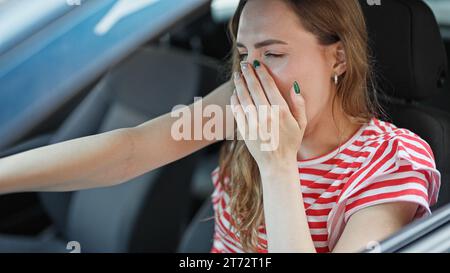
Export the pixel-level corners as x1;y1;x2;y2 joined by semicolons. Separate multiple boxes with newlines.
237;0;302;42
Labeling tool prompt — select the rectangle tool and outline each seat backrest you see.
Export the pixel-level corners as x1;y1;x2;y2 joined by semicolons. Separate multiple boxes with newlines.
177;197;214;253
38;46;223;252
359;0;450;209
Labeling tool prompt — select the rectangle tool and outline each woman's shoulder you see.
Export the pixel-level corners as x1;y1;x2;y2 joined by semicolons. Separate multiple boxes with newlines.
363;117;426;140
360;117;436;166
334;118;441;225
343;117;441;205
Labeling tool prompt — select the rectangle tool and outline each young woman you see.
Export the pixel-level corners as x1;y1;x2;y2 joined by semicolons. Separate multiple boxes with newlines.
0;0;441;253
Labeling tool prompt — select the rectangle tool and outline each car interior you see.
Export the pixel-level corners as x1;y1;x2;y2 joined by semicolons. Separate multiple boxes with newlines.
0;0;449;253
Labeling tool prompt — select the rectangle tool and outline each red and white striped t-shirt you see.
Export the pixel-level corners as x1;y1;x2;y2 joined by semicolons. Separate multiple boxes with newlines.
209;117;441;253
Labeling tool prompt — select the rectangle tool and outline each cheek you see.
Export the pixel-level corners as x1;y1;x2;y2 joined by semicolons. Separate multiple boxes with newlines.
265;58;333;120
265;61;296;100
266;59;315;107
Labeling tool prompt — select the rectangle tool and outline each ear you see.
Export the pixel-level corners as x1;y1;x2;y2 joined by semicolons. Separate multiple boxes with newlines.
330;41;347;76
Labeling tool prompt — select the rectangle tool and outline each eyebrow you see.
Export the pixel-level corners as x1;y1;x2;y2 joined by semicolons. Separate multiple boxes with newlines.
236;39;288;49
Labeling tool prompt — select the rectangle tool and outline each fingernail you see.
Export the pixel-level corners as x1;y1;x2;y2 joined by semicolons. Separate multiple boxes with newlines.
233;72;240;80
294;81;301;94
240;61;248;71
253;60;260;69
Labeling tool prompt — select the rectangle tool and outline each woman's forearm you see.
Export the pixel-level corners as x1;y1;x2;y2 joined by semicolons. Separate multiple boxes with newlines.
0;128;134;194
121;80;235;182
0;80;234;195
260;162;316;253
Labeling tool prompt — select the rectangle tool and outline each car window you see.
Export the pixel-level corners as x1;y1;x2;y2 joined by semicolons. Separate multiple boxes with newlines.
211;0;238;23
424;0;450;26
0;0;73;55
0;0;208;150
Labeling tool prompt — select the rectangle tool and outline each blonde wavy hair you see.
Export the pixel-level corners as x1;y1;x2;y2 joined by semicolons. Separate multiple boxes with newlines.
218;0;384;252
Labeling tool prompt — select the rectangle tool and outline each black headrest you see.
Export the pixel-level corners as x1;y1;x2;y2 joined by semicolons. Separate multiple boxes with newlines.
359;0;448;100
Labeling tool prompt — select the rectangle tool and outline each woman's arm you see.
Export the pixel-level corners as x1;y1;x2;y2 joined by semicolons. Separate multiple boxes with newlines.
0;80;234;194
230;61;315;252
260;163;316;253
121;79;235;183
261;166;419;253
332;202;418;252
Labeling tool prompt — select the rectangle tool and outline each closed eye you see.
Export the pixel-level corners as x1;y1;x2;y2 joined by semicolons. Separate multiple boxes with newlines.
238;53;284;61
265;53;284;58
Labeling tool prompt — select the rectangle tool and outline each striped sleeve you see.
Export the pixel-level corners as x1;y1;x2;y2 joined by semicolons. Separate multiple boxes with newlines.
342;132;441;223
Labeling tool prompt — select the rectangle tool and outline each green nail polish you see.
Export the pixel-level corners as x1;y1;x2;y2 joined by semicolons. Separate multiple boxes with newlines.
294;81;301;94
253;60;260;68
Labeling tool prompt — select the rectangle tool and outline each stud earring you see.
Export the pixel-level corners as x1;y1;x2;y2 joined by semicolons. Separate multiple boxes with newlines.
334;73;339;85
